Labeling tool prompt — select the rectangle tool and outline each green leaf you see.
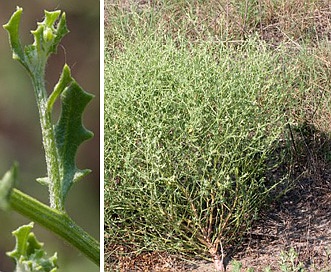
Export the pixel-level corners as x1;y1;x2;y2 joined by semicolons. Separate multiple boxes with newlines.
37;65;94;204
3;7;69;75
2;7;25;65
47;64;73;112
53;65;94;203
0;163;18;210
7;222;58;272
32;10;69;56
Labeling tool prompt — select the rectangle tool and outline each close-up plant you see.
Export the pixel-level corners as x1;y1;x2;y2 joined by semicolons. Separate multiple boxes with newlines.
0;6;99;271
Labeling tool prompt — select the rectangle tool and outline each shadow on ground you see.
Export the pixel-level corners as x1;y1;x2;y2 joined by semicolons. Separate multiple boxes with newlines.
229;123;331;271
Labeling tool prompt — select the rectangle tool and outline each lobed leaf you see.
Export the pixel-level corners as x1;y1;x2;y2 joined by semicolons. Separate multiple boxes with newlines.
53;66;94;203
37;65;94;204
7;222;58;272
3;7;69;75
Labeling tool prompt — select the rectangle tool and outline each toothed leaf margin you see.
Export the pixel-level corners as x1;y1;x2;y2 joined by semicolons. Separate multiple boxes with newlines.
7;222;58;272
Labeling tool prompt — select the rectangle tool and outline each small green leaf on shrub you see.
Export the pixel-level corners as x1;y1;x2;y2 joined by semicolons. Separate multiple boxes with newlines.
7;222;58;272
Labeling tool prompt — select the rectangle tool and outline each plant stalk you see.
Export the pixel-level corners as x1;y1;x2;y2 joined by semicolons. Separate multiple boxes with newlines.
32;74;62;211
9;188;100;265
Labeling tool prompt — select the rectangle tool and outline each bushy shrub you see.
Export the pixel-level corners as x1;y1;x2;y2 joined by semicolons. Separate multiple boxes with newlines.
104;36;290;259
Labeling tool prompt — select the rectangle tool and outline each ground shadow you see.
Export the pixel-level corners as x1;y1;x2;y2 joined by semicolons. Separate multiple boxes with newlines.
229;123;331;270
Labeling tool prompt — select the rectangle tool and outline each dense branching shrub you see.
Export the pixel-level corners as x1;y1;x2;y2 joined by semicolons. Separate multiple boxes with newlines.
104;37;291;264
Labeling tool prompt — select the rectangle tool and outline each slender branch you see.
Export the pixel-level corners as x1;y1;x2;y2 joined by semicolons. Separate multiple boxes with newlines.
31;75;62;211
9;188;100;265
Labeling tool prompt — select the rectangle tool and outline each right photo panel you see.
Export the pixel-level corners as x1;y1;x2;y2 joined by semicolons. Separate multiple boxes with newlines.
104;1;331;271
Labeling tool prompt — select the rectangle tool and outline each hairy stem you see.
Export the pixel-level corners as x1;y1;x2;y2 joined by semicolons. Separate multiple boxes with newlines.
9;188;99;265
31;74;62;211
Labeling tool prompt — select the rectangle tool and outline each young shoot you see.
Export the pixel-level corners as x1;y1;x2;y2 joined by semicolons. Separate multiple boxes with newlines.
0;7;100;269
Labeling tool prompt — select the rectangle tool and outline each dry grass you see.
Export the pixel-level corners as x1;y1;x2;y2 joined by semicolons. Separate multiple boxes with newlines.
105;0;331;44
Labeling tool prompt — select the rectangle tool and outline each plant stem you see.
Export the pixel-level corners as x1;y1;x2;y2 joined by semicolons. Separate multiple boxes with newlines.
31;74;62;211
9;188;100;265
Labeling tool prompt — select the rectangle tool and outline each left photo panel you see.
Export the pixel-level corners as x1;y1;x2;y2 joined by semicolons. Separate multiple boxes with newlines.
0;1;100;271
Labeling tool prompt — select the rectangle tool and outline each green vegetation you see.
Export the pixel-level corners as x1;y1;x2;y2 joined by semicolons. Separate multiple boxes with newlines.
0;7;99;270
104;0;331;270
105;36;290;258
7;223;58;272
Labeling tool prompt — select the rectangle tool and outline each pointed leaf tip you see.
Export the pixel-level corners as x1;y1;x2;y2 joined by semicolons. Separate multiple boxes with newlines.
47;64;73;111
3;7;26;65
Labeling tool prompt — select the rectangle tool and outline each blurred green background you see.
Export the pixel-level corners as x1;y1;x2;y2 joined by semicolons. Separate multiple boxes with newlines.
0;1;99;271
